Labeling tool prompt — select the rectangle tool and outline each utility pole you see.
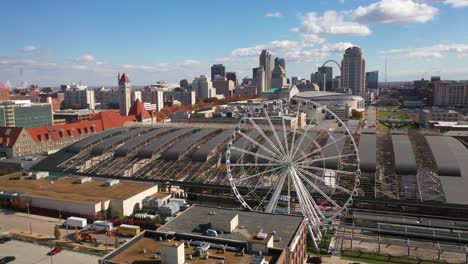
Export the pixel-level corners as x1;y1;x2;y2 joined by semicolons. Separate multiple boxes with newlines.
27;203;32;234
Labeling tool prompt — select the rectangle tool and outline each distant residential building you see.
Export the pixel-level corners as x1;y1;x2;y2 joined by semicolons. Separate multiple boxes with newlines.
64;87;95;110
53;109;99;124
167;89;196;106
414;78;430;90
431;76;441;82
259;50;274;91
100;88;120;109
333;76;341;91
0;100;53;128
311;72;326;91
212;76;235;97
318;66;333;91
131;90;142;103
433;81;468;107
179;79;190;90
192;75;218;99
341;46;366;95
419;108;461;128
261;84;299;100
38;92;64;111
226;72;238;86
271;57;287;88
253;66;266;94
0;84;10;101
210;64;226;81
366;71;379;89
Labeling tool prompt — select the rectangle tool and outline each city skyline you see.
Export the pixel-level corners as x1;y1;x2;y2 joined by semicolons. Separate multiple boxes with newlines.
0;0;468;86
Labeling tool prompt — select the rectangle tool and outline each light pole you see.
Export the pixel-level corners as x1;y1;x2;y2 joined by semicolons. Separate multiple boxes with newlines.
27;203;32;234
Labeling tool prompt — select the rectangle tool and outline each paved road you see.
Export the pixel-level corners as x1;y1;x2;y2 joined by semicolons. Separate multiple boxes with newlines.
0;240;98;264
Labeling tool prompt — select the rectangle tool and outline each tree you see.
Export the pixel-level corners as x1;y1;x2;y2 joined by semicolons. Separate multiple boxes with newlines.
74;226;79;242
351;109;364;120
111;209;123;219
54;225;61;240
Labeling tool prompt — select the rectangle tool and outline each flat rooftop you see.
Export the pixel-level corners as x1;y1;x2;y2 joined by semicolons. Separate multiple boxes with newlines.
0;174;156;203
159;205;304;249
108;236;278;264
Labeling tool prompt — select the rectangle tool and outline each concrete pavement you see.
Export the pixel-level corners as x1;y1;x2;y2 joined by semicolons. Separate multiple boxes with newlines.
0;240;98;264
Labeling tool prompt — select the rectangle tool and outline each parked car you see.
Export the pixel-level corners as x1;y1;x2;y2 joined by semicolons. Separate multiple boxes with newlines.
0;256;16;264
0;237;12;243
47;247;63;256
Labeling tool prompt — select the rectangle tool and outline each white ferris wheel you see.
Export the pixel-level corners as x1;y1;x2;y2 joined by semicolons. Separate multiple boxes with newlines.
226;97;360;248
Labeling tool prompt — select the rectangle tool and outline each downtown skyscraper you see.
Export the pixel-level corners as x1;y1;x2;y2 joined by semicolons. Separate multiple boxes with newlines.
259;50;273;92
341;47;366;96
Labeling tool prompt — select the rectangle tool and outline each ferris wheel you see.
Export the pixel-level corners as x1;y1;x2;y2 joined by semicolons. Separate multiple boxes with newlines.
226;97;360;248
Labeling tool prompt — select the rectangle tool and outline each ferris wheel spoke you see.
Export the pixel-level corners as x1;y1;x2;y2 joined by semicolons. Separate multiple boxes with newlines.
288;101;302;160
297;164;358;176
231;166;283;184
290;170;325;221
295;166;353;195
262;107;287;157
247;118;287;160
294;168;342;210
295;153;355;166
230;146;281;164
293;135;347;163
237;130;282;161
254;182;278;211
230;162;283;167
291;107;319;160
280;104;290;157
265;169;288;213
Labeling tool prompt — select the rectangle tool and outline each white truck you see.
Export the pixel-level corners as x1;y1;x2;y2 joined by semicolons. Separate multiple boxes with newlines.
63;217;87;229
91;220;114;231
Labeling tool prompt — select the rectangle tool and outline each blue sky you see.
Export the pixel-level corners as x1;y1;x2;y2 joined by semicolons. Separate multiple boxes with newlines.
1;0;467;86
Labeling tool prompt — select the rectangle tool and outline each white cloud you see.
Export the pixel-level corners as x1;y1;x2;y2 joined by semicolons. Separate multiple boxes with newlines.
265;12;282;18
386;44;468;58
22;45;37;52
295;11;372;36
78;54;96;62
353;0;438;24
181;59;201;65
444;0;468;7
231;45;266;57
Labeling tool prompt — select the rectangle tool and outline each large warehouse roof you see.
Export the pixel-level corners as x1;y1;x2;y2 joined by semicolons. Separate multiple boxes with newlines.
192;129;234;162
430;136;468;205
114;128;171;157
321;133;346;169
91;127;148;155
138;128;195;159
162;129;218;161
359;134;377;173
159;205;304;249
392;135;417;175
228;130;261;163
68;127;127;153
0;174;156;203
425;136;461;177
256;132;287;163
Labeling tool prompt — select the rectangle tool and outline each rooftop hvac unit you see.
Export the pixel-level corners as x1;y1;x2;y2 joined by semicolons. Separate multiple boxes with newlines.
31;171;49;180
256;232;267;240
195;243;211;256
103;179;119;187
74;177;92;184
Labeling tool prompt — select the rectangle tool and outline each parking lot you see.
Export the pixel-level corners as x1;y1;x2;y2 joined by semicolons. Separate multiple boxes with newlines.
0;240;98;264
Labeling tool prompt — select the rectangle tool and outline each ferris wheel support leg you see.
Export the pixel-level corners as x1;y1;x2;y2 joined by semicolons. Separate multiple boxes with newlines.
265;170;287;213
